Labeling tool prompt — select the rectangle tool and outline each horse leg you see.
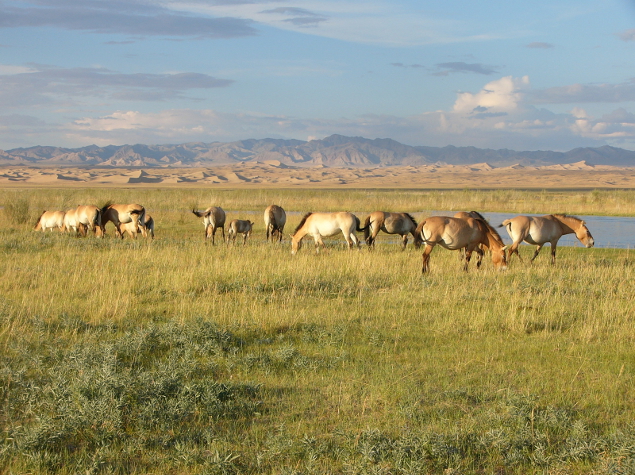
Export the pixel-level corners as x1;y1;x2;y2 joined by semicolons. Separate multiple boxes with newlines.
463;249;473;271
315;236;326;253
530;244;544;262
421;244;434;273
350;233;360;250
508;242;523;263
550;243;557;265
475;247;484;269
401;234;408;251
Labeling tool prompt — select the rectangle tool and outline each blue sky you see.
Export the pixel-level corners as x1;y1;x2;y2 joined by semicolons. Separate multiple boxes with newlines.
1;0;635;151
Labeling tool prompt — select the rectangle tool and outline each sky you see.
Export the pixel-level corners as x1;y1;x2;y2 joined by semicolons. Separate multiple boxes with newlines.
1;0;635;151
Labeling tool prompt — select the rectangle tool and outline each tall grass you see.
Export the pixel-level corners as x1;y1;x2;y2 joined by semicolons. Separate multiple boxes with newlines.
1;188;635;473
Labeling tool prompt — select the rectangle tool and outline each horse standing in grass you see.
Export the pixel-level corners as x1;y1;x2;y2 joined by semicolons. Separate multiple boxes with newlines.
416;216;508;273
76;205;103;237
34;211;65;232
62;208;79;235
290;212;366;254
192;207;226;244
227;219;253;245
264;205;286;242
102;203;145;240
363;211;421;250
500;214;594;264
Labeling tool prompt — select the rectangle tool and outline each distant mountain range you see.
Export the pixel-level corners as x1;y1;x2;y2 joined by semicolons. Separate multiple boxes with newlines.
2;134;635;168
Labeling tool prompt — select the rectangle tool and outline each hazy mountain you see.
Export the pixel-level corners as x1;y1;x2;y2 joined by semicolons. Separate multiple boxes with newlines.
2;135;635;168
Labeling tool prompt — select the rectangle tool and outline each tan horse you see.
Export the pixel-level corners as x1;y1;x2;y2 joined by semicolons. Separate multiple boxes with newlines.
115;214;155;240
454;211;488;258
102;203;145;239
227;219;253;245
363;211;421;250
500;214;594;264
34;211;65;232
192;206;226;244
417;216;508;273
76;205;102;237
290;212;366;254
264;205;286;242
62;208;80;234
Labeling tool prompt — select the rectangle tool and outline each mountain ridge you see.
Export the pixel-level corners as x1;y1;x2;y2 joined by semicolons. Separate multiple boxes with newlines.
2;135;635;168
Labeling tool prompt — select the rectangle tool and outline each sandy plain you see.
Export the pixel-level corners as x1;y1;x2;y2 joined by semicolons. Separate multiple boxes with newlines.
2;160;635;188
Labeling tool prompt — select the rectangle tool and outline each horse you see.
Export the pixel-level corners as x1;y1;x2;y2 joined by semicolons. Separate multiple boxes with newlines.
264;205;286;242
416;216;508;273
227;219;253;245
62;208;80;235
454;211;488;259
115;214;155;240
499;214;594;264
290;212;366;254
102;203;145;240
34;211;65;232
363;211;421;250
76;205;103;237
192;206;226;244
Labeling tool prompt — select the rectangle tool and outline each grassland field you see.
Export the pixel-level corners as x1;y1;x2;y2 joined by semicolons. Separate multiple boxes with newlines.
2;187;635;474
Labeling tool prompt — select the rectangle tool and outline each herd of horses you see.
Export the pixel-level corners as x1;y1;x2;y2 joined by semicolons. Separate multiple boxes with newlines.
34;203;595;273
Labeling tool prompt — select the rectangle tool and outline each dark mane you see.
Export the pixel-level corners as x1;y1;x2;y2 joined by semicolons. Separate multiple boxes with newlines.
405;213;418;227
468;210;487;221
293;212;313;235
483;221;505;246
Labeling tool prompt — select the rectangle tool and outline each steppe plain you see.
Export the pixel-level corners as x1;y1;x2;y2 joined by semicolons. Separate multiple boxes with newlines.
3;166;635;475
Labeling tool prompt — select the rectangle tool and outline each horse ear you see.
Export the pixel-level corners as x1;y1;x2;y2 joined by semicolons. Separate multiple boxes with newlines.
502;245;509;251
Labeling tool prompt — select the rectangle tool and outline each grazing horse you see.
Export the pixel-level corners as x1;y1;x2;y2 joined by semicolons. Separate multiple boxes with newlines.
454;211;488;259
34;211;65;232
500;214;594;264
290;212;366;254
102;203;145;240
227;219;253;245
417;216;508;273
264;205;286;242
192;206;226;244
363;211;421;250
76;205;103;237
62;208;80;234
115;214;155;240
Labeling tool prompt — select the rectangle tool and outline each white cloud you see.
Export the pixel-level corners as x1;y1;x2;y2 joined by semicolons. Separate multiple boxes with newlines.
453;76;530;113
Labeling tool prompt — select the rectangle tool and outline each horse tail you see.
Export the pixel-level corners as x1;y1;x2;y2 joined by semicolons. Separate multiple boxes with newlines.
268;207;277;233
355;215;367;233
363;216;372;241
499;219;511;231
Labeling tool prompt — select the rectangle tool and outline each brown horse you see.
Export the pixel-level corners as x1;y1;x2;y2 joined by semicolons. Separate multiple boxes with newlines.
192;206;226;244
363;211;421;250
290;212;366;254
500;214;594;264
102;203;145;239
416;216;508;273
34;211;65;232
264;205;286;242
227;219;254;245
454;211;488;259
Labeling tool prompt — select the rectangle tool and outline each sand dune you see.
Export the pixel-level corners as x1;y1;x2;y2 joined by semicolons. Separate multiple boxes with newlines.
2;163;635;188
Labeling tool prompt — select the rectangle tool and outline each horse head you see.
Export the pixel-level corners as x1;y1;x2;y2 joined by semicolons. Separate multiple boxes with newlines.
290;233;302;254
576;221;595;248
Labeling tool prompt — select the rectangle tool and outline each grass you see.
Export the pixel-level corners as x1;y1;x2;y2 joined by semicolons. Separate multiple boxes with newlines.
1;187;635;473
